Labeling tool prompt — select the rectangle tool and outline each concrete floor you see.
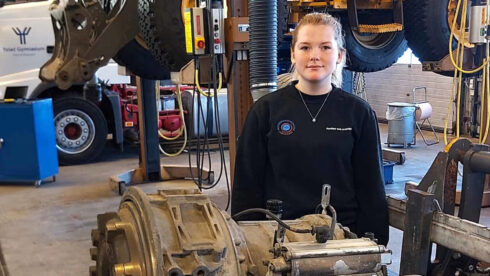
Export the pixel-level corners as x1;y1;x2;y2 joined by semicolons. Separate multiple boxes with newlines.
0;124;489;275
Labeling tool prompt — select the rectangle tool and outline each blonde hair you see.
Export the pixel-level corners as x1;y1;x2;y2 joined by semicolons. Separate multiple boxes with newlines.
291;13;346;88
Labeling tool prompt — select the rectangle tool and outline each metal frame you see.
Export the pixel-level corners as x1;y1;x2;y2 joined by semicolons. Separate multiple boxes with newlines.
390;139;490;274
40;0;139;89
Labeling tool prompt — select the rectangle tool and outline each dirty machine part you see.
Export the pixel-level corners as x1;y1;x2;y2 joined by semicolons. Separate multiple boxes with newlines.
0;242;9;276
90;186;390;275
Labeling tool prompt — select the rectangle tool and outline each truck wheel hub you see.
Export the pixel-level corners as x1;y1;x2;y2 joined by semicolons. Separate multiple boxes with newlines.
352;31;395;50
55;109;95;154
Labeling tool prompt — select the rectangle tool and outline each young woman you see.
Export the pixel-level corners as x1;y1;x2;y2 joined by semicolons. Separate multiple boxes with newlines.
231;13;389;245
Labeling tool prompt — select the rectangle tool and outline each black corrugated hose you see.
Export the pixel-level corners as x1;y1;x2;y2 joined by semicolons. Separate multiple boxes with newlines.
249;0;278;101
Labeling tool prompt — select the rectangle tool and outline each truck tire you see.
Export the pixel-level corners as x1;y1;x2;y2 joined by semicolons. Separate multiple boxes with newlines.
403;0;456;62
138;0;192;72
53;96;108;165
114;39;170;80
341;15;408;72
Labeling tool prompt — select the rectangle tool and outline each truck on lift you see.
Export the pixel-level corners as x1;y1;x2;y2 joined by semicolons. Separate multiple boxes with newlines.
0;0;132;165
38;0;479;89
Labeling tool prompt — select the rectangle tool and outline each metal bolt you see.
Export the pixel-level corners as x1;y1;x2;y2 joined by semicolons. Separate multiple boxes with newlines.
74;117;78;122
59;71;69;81
106;222;120;232
113;263;139;276
66;118;71;122
58;130;62;134
69;142;72;145
84;129;88;133
81;122;85;126
468;265;474;271
113;264;126;276
82;136;86;140
76;141;80;145
60;123;65;127
89;247;98;261
62;138;66;142
91;229;99;246
105;221;125;240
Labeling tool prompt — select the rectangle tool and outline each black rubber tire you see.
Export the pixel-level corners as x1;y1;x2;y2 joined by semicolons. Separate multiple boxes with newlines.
114;40;170;80
138;0;191;72
99;0;170;80
53;96;108;165
341;15;408;72
403;0;455;62
404;0;482;76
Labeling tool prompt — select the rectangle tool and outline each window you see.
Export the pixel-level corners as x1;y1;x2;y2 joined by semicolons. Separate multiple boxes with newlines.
396;48;421;65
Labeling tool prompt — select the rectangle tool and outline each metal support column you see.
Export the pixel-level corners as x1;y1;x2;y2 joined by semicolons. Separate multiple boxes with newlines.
459;144;489;221
400;189;435;275
226;0;252;185
136;77;161;182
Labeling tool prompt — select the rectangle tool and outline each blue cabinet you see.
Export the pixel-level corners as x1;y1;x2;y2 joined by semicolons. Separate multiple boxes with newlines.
0;99;58;185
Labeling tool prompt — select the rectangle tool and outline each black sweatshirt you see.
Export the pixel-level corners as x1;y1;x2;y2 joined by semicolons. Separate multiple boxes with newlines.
231;83;389;245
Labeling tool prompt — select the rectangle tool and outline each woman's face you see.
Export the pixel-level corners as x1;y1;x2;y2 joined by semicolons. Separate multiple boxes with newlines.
291;24;342;86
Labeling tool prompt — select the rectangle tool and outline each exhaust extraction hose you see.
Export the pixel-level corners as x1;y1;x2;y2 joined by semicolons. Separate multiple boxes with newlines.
249;0;277;101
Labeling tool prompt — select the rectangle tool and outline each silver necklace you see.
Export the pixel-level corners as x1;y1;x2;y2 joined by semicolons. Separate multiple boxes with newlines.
297;90;331;123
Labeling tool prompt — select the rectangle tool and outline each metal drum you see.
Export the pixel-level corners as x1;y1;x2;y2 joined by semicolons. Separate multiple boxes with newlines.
386;102;416;148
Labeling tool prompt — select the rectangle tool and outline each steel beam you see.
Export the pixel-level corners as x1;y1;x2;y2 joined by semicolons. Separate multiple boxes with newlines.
388;197;490;263
400;190;434;275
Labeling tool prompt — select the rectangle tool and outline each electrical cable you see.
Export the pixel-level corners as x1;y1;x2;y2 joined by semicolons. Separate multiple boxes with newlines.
444;0;490;145
201;57;231;209
444;37;462;145
184;2;230;209
195;69;214;97
159;87;188;156
187;58;201;188
232;208;312;234
157;84;185;141
482;8;490;143
315;204;338;240
483;48;490;142
480;63;486;143
448;0;489;74
188;58;219;189
199;71;225;189
199;60;226;189
455;0;468;139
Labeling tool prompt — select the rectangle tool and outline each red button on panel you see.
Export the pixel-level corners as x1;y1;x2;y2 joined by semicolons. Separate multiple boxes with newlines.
214;38;221;44
197;40;205;49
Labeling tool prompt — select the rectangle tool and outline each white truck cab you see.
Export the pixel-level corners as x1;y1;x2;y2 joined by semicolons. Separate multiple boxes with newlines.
0;0;130;165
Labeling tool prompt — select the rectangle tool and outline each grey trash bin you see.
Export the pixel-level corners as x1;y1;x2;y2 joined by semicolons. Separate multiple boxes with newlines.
386;102;416;148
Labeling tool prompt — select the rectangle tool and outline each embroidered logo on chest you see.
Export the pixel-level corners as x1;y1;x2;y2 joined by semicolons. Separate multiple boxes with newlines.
277;120;295;135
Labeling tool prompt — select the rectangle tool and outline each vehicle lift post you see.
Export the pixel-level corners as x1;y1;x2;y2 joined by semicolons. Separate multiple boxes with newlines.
109;75;213;194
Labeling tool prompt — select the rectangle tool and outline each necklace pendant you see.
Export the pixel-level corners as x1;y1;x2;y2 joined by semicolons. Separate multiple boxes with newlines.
312;118;316;123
